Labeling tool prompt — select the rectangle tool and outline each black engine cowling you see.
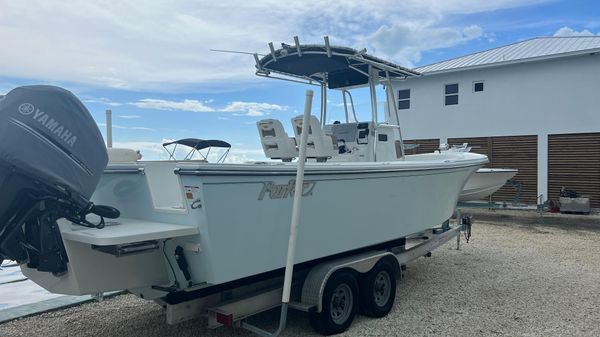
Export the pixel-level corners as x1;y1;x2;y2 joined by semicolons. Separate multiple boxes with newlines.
0;85;112;274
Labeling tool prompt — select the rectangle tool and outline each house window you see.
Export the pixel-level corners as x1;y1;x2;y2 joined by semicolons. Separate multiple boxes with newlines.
398;89;410;110
473;81;484;92
445;83;459;106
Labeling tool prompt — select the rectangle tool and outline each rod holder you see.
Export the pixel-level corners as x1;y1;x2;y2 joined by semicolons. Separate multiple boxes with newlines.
294;36;302;57
269;42;277;62
324;36;332;58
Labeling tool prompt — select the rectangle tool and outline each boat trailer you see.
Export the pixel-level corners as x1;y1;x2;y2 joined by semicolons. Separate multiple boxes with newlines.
161;218;471;335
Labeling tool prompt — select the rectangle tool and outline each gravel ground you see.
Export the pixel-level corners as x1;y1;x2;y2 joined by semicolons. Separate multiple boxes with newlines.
1;220;599;337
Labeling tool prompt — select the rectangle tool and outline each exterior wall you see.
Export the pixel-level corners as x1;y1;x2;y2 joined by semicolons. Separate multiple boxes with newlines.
403;138;440;155
548;133;600;208
394;53;600;202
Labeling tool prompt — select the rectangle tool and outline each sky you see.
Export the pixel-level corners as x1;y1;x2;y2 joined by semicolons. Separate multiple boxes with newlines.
1;0;599;162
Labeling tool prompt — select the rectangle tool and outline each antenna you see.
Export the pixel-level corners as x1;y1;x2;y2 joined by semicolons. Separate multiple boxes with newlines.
209;49;266;56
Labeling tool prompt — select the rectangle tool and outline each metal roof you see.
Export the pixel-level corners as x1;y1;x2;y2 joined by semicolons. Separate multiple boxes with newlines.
415;36;600;74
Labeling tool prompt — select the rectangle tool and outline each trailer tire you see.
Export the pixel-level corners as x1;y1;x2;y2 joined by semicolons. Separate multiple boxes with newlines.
359;259;396;318
310;270;358;335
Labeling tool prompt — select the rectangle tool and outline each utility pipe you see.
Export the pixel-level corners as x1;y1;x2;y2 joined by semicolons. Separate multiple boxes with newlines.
106;109;113;148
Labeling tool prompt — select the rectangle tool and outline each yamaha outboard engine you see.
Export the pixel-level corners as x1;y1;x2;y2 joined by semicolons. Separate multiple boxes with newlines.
0;85;117;274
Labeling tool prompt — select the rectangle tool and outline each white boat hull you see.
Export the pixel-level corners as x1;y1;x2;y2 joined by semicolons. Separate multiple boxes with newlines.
459;168;518;202
22;152;486;296
181;161;476;286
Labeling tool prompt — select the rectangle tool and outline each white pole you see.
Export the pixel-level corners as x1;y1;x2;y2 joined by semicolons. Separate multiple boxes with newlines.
319;83;325;123
106;109;113;148
385;72;398;125
385;75;405;158
368;65;378;124
322;78;327;126
368;66;379;161
281;90;313;304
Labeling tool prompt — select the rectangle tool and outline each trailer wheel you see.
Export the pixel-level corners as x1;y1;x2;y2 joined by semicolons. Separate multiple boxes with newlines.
310;270;358;335
359;260;396;318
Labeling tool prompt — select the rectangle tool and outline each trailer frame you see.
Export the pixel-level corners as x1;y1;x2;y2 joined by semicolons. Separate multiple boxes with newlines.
162;219;470;335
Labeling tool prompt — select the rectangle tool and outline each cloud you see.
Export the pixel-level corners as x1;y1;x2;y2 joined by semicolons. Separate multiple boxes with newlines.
130;98;215;112
410;0;550;14
127;97;285;117
485;32;497;43
553;26;599;37
363;23;484;66
83;97;123;106
97;122;154;131
462;25;484;39
119;115;142;119
0;0;549;89
221;101;287;117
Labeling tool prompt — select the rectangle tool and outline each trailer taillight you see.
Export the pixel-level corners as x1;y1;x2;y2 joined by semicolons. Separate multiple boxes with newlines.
216;311;234;326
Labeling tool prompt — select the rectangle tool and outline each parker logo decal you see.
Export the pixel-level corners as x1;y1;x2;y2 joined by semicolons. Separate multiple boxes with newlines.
18;103;35;115
258;180;317;200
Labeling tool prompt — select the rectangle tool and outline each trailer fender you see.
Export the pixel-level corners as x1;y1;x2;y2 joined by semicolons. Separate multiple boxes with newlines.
300;251;398;312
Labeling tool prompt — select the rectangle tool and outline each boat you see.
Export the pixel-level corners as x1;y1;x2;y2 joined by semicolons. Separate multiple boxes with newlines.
436;144;518;201
162;138;231;162
0;41;487;301
460;168;518;202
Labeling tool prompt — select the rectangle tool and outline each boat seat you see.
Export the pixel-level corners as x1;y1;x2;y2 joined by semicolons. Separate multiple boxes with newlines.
107;148;142;163
291;115;338;161
257;119;298;162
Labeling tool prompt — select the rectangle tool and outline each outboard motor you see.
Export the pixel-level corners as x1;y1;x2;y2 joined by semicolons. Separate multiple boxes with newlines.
0;85;118;274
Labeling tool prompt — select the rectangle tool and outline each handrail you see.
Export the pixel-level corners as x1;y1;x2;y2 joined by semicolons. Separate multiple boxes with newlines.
103;167;145;174
342;90;358;123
